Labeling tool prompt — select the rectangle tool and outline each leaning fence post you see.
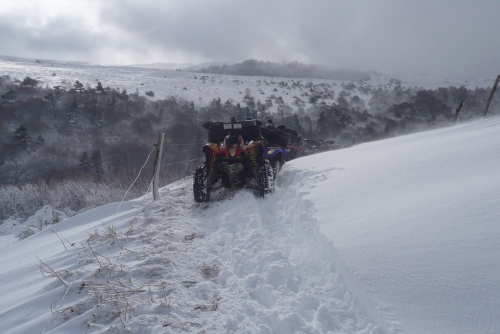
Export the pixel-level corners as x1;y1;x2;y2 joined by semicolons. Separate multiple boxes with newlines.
454;96;468;124
152;133;165;201
483;74;500;117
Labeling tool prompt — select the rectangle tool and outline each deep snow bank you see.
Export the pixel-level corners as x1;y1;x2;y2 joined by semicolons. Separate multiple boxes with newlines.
291;117;500;333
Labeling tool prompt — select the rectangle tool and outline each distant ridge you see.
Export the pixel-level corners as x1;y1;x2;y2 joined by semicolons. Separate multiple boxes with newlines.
127;62;195;70
183;61;237;71
0;54;90;66
189;59;372;81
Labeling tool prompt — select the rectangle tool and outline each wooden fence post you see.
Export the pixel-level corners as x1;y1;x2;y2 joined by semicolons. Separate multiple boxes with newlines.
454;96;468;124
152;133;165;201
483;74;500;117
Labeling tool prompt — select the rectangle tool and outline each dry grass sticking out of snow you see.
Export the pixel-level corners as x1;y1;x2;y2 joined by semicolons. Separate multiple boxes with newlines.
33;172;385;334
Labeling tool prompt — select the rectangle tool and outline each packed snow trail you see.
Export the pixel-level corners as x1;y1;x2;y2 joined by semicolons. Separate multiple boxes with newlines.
0;175;387;333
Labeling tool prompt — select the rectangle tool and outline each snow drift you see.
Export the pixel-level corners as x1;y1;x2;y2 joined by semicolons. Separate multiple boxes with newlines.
0;117;499;333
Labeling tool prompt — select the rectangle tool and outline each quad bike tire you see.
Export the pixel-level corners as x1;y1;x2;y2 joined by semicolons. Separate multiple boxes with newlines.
258;159;275;198
270;159;281;181
193;164;209;203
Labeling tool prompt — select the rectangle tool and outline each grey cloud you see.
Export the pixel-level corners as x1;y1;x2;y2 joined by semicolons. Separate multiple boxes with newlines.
99;0;288;60
1;0;499;77
0;13;111;61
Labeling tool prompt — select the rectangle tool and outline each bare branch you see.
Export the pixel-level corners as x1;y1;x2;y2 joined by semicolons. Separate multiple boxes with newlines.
159;279;169;305
85;240;112;268
93;287;101;306
49;230;67;250
36;256;68;287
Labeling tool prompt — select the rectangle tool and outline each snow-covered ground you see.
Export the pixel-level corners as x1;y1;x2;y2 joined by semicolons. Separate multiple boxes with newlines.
0;115;499;333
292;117;500;333
1;55;495;114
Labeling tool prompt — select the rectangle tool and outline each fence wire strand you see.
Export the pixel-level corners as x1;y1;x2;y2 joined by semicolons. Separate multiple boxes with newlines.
164;142;205;146
163;157;204;167
113;141;204;215
114;145;156;216
140;173;156;206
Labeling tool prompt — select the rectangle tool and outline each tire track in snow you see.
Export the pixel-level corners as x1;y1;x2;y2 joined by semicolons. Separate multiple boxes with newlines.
275;166;392;334
21;172;390;333
178;165;391;333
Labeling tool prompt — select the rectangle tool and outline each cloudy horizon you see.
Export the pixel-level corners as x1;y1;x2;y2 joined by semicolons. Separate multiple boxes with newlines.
1;0;499;77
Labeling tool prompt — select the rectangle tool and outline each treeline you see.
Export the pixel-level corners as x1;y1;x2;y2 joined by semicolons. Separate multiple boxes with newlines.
287;78;493;143
0;73;497;220
0;75;204;219
0;75;202;185
193;59;371;81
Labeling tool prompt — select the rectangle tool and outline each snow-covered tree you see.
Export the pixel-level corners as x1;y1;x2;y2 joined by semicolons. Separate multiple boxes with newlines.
73;80;84;92
21;76;39;87
44;92;57;107
79;151;91;172
316;111;329;137
14;124;33;152
36;134;45;146
293;114;303;133
90;149;104;179
95;81;104;93
1;89;16;101
70;97;78;112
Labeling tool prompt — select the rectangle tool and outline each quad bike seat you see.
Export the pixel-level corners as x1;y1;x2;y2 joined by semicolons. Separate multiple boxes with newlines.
203;119;263;144
260;127;291;147
278;127;302;145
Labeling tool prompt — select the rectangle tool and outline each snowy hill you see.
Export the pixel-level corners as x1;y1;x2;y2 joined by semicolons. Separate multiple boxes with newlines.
1;116;499;333
1;55;495;114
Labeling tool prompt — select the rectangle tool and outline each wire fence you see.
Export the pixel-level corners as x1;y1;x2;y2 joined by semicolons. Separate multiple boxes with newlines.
114;140;205;207
163;142;205;146
114;145;156;215
163;157;204;167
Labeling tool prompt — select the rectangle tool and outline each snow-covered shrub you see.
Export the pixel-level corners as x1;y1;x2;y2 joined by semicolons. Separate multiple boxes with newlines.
0;179;131;222
0;205;67;239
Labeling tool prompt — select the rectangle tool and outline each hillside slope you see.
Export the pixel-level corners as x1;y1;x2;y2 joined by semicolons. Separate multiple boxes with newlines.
292;117;500;333
0;177;386;333
0;117;499;333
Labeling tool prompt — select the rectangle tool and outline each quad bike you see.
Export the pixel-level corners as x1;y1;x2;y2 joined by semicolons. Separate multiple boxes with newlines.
263;146;287;180
322;139;341;150
261;120;304;161
193;118;274;203
260;122;291;179
303;139;324;155
276;126;304;161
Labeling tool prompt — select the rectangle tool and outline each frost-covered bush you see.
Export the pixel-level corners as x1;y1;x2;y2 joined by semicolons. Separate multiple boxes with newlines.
0;179;131;221
0;205;68;239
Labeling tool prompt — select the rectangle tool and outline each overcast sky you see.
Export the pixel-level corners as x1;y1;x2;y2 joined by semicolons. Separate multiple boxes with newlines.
1;0;499;77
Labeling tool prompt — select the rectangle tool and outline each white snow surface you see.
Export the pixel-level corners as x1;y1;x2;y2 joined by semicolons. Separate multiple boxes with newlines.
1;117;499;333
292;118;500;334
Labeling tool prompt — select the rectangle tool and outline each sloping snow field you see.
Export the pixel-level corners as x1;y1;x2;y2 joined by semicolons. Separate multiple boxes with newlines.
1;116;499;333
1;55;495;115
292;117;500;333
